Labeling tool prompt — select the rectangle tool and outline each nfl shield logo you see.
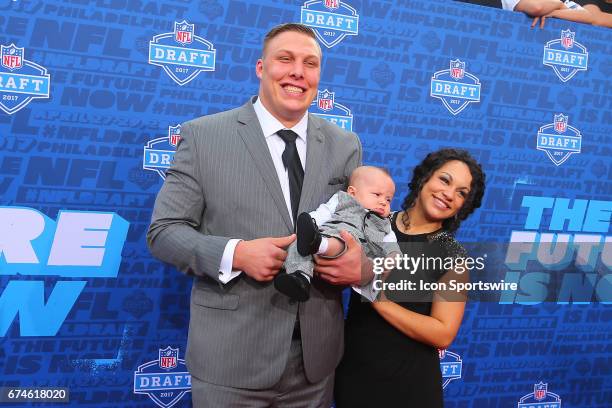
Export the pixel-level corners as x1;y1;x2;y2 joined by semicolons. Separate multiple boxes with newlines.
554;113;567;133
174;21;194;45
438;349;446;359
159;347;178;370
561;30;574;49
317;89;334;111
168;125;181;147
450;59;465;80
1;44;23;70
534;382;547;401
324;0;340;10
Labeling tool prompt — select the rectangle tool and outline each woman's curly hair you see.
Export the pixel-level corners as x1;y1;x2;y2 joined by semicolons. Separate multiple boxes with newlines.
400;148;486;234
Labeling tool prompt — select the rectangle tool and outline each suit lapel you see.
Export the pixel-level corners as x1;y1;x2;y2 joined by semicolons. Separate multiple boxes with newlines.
300;115;325;213
237;101;293;231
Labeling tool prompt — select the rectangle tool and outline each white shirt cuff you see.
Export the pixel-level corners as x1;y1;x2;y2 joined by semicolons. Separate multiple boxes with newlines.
352;281;379;303
219;239;243;284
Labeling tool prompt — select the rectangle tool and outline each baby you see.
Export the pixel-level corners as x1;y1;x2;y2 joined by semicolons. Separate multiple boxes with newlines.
274;166;400;301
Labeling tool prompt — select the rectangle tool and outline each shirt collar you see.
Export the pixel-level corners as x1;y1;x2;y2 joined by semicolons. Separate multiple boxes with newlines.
253;97;308;142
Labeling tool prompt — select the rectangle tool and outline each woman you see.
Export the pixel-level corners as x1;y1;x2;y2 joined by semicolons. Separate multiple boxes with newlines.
334;149;486;408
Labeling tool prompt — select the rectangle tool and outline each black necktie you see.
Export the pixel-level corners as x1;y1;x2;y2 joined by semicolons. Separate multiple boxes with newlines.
277;129;304;226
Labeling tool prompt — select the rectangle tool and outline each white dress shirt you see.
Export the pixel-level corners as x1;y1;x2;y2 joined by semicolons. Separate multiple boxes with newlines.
218;98;308;283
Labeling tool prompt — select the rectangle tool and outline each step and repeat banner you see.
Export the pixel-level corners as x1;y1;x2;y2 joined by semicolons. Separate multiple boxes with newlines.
0;0;610;407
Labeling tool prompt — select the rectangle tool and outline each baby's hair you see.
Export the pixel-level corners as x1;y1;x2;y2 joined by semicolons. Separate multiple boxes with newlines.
349;166;392;186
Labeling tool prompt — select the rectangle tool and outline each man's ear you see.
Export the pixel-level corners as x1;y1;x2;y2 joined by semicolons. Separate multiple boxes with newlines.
256;59;263;79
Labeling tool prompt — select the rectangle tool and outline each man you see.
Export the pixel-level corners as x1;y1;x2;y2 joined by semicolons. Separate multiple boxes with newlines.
147;23;364;407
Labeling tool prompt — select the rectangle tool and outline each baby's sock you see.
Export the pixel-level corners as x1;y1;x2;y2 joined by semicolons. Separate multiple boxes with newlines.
317;237;329;255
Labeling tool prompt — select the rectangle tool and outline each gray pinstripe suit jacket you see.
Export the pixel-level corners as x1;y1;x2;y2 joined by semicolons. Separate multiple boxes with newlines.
147;98;362;389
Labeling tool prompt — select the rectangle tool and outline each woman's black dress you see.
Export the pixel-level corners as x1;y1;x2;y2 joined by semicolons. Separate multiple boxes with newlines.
334;212;464;408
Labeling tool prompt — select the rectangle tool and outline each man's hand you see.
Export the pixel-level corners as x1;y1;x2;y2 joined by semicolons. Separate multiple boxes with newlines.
233;235;296;281
531;5;595;28
531;16;546;29
314;230;373;286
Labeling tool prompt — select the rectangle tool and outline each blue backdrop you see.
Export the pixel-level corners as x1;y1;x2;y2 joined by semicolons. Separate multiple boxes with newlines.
0;0;610;407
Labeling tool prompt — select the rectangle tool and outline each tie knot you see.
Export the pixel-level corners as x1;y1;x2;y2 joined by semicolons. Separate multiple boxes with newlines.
277;129;298;144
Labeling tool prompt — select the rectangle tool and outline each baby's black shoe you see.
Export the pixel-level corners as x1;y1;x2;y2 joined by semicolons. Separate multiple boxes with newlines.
296;212;322;256
274;269;310;301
